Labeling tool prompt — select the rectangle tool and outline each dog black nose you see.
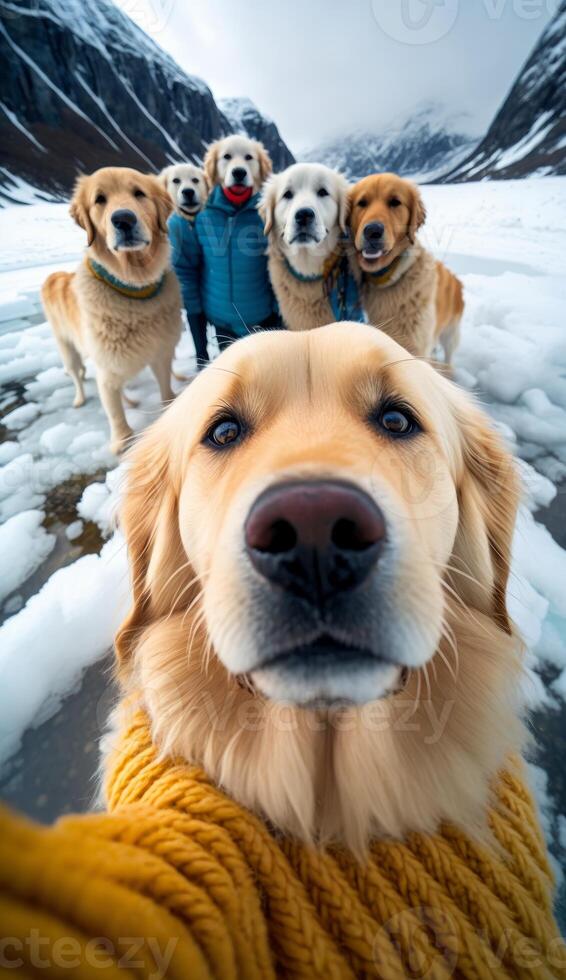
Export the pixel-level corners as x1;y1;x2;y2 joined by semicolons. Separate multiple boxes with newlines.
111;209;137;232
295;207;315;227
245;481;385;604
182;187;196;202
232;167;247;183
363;221;384;244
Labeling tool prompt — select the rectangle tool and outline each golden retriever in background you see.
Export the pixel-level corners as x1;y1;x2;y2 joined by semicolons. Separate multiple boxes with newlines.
42;167;181;454
203;133;272;194
349;173;464;362
259;162;351;330
159;163;209;218
110;322;523;855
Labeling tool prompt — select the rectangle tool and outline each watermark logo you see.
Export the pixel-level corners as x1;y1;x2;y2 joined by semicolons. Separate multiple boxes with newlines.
369;441;457;524
370;0;558;45
370;0;459;45
374;905;459;977
113;0;176;35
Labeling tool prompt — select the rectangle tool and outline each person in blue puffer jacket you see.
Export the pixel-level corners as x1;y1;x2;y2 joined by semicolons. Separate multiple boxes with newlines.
199;135;280;349
161;163;210;367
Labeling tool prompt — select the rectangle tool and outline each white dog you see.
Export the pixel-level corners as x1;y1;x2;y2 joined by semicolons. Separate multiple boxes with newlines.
160;163;209;218
259;162;360;330
203;134;272;196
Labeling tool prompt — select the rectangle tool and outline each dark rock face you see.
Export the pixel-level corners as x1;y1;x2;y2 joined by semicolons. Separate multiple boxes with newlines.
0;0;294;201
442;2;566;182
218;97;295;172
303;102;478;183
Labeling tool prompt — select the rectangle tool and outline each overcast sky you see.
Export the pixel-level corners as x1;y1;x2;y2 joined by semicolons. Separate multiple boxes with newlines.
121;0;556;152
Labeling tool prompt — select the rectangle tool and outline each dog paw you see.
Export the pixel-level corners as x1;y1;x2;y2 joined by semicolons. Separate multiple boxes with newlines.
73;394;86;408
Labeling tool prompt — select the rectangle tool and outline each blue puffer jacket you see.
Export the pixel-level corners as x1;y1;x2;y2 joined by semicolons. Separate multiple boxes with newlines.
195;186;275;336
168;213;202;315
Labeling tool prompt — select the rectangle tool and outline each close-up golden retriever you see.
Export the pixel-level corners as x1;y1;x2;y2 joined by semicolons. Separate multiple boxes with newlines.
349;174;464;362
110;322;522;854
41;166;182;453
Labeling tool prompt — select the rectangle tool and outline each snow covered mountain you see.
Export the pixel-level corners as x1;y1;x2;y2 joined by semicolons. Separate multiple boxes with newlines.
442;2;566;181
0;0;294;203
302;102;479;183
218;97;294;171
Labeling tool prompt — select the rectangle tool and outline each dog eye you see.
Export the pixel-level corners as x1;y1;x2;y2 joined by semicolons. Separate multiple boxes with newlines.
134;189;146;198
192;177;199;184
245;154;253;161
317;188;329;198
223;153;232;160
357;198;368;208
282;189;293;200
172;177;180;184
207;417;242;448
377;406;420;437
95;193;106;205
388;197;401;208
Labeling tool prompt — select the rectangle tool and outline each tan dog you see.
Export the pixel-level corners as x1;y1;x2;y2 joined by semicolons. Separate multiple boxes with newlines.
259;162;352;330
349;173;464;361
203;133;272;194
42;167;181;453
111;322;523;855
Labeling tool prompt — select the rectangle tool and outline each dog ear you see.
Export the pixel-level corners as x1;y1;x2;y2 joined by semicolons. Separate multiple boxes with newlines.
69;175;95;247
114;416;196;671
408;182;426;244
336;173;351;234
201;168;211;196
448;388;519;634
256;142;273;186
258;175;277;234
203;142;220;188
157;167;171;189
347;184;361;235
149;177;173;233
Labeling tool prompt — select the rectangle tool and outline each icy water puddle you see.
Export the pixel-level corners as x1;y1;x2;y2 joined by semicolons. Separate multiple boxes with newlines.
0;468;106;625
0;379;28;424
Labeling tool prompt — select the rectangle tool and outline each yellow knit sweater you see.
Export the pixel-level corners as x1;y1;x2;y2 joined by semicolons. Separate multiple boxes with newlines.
0;711;564;979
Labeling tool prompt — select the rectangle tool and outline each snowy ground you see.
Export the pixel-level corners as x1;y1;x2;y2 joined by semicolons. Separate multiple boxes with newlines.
0;178;565;902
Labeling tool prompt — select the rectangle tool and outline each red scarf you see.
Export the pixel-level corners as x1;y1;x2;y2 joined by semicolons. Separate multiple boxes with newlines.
222;185;253;206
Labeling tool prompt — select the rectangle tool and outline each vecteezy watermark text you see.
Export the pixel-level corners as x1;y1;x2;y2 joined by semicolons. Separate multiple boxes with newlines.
370;0;558;46
0;933;177;977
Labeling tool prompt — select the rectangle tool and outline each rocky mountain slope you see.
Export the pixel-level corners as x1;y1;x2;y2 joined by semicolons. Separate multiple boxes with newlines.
0;0;294;203
218;97;294;171
303;102;478;183
442;2;566;181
